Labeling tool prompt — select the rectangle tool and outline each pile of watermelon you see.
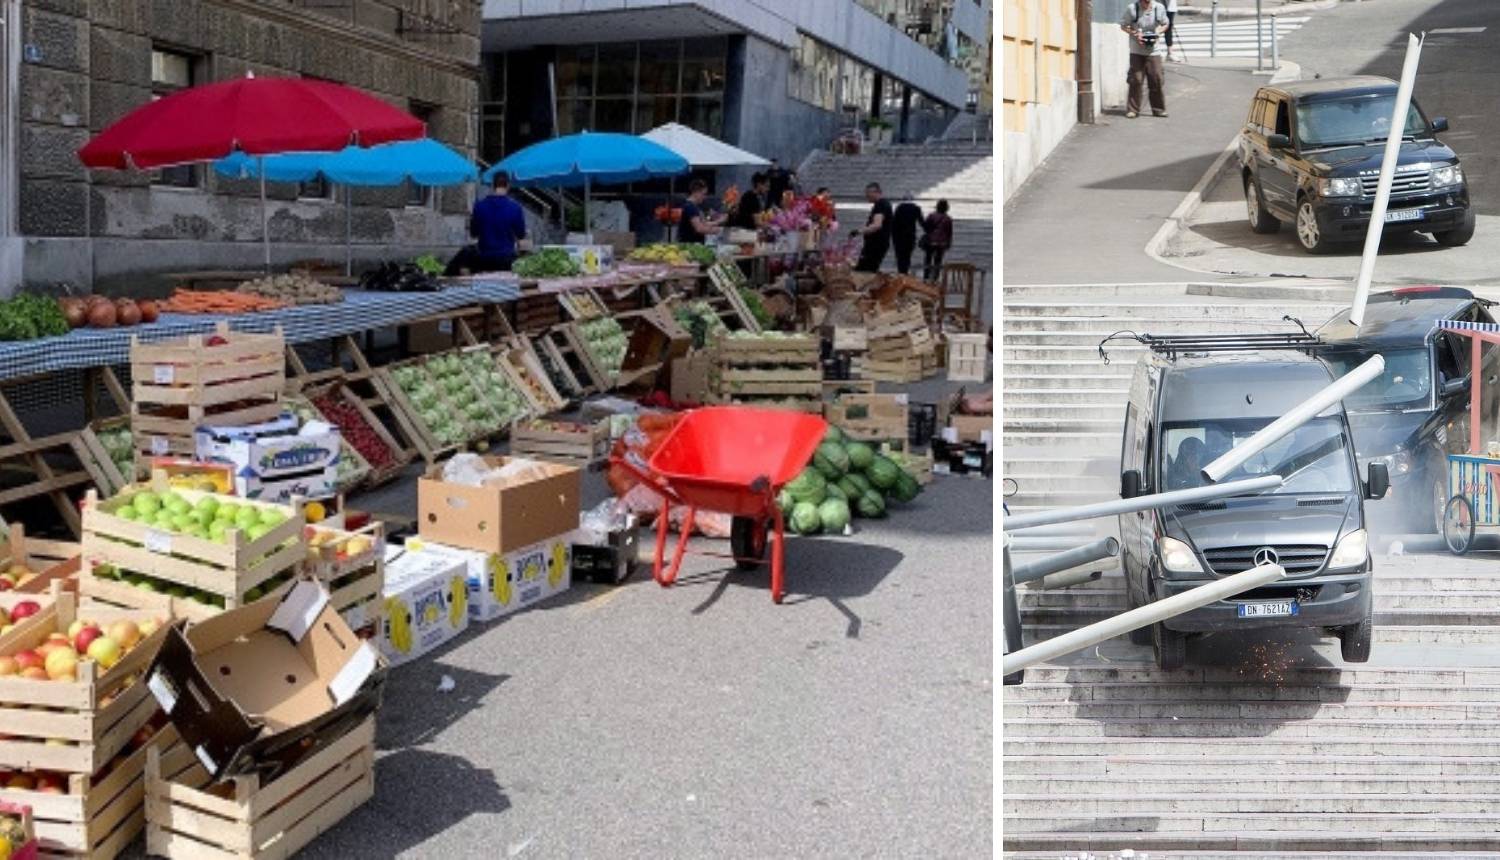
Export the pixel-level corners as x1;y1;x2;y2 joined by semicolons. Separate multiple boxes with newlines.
777;426;923;535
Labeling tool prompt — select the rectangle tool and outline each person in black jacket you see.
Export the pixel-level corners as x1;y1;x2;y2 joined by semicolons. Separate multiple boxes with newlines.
891;193;924;275
734;172;769;229
852;182;893;273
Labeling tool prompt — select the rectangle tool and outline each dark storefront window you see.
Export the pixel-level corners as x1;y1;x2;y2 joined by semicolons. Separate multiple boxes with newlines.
406;102;437;206
556;45;594;98
151;47;199;188
481;53;506;166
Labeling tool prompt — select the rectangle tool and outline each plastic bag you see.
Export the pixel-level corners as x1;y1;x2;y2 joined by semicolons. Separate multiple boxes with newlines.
671;508;731;538
606;412;684;499
441;453;552;488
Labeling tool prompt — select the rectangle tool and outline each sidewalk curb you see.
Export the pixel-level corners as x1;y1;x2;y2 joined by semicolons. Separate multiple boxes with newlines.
1143;60;1302;273
1176;0;1341;18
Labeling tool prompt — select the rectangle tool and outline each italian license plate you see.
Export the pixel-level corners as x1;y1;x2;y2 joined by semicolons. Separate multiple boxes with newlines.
1238;601;1299;618
1385;207;1424;223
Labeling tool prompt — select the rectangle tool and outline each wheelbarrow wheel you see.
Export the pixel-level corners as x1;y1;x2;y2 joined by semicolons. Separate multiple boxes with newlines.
1444;495;1475;556
730;516;768;571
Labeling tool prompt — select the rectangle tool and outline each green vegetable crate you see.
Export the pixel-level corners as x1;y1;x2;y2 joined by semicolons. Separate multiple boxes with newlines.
377;352;508;464
129;323;286;461
710;333;823;413
77;415;137;494
79;479;307;623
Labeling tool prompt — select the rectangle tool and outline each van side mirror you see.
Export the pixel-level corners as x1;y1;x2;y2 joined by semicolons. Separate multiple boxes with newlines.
1121;469;1142;500
1267;133;1292;150
1432;116;1450;133
1366;462;1390;500
1441;376;1468;398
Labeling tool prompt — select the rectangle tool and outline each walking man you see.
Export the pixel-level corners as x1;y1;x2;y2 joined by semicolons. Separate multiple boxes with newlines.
1121;0;1169;118
852;182;893;273
921;199;953;282
891;193;924;276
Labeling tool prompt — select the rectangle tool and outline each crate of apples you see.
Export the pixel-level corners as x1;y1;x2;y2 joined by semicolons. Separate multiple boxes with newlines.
1;615;159;682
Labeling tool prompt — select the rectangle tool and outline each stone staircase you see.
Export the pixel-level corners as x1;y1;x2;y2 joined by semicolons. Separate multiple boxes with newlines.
1004;660;1500;854
1001;285;1344;516
798;143;992;286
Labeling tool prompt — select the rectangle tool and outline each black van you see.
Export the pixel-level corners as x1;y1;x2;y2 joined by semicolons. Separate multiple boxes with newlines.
1317;287;1499;533
1116;338;1387;670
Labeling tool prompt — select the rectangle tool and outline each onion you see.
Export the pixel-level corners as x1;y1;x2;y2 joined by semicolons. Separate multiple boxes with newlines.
59;298;86;329
87;302;117;328
115;299;141;326
137;300;159;323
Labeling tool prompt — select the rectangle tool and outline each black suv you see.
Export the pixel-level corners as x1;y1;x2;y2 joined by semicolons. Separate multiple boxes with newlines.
1238;76;1473;253
1316;287;1498;534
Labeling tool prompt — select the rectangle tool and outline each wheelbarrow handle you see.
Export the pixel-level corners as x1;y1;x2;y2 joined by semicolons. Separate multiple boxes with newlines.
609;453;684;505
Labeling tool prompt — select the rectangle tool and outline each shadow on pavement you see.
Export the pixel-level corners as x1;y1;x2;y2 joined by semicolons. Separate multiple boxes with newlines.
1082;153;1226;191
375;661;510;750
1188;216;1448;258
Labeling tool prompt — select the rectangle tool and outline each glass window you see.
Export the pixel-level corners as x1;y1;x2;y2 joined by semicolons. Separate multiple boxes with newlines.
481;53;505;166
1161;418;1355;495
1322;347;1433;412
679;96;723;137
635;95;678;135
406;102;439;206
151;47;198;188
556;45;594;98
681;37;726;94
482;52;506;103
557;98;590;134
594;98;633;133
596;44;636;97
841;57;874;115
1295;93;1430;149
638;40;681;94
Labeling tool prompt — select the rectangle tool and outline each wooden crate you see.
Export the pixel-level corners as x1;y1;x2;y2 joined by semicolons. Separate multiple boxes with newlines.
300;381;410;489
0;590;166;775
301;522;385;636
373;359;473;465
0;800;38;858
79;484;305;615
510;418;610;467
865;301;928;341
711;335;822;411
540;325;611;395
706;264;762;331
284;337;418;466
946;333;988;382
867;327;934;361
515;293;565;335
146;718;376;860
75;417;134;496
832;326;868;352
825;394;909;443
853;355;927;383
129;323;284;412
0;523;80;588
0;723;172;860
495;342;568;416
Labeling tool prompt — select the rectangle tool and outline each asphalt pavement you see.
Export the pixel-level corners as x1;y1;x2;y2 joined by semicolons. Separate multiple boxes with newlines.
171;378;994;859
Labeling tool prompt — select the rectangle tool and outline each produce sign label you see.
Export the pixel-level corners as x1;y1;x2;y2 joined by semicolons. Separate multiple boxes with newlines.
153;364;175;384
256;442;339;474
150;436;171;455
144;528;173;555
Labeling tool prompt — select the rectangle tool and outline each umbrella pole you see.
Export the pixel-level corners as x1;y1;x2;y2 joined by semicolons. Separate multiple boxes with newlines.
583;176;590;243
345;186;352;277
669;177;675;243
259;158;270;272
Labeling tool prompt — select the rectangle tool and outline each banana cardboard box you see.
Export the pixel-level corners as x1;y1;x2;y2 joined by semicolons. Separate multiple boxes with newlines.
405;534;573;623
379;543;470;666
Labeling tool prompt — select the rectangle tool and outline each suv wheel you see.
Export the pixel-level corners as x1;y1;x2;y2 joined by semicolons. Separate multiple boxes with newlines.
1127;582;1152;645
1296;197;1333;253
1152;622;1186;670
1246;178;1281;234
1434;209;1476;246
1339;600;1374;663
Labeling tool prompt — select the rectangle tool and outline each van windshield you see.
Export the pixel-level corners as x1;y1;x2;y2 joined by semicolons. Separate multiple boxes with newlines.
1296;93;1429;149
1161;417;1354;494
1320;347;1432;412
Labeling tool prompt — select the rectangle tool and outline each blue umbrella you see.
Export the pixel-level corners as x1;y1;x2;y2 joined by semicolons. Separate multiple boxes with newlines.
483;132;688;237
215;139;478;273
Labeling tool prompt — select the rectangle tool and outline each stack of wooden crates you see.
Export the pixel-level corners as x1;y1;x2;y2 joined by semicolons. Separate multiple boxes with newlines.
710;334;823;412
129;322;286;469
854;302;936;383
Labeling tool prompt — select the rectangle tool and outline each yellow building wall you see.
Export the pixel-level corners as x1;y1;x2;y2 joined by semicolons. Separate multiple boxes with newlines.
1001;0;1077;133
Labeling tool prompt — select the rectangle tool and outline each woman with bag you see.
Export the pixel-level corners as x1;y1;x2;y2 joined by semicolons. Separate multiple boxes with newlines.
920;199;953;282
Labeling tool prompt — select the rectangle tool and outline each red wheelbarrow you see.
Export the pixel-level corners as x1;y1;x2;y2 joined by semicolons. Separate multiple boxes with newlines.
612;406;827;603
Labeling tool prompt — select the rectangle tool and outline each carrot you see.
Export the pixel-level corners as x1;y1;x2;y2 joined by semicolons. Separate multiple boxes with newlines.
160;289;287;314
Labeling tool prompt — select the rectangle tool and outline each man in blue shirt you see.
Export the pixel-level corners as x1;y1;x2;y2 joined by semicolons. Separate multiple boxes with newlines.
447;171;528;275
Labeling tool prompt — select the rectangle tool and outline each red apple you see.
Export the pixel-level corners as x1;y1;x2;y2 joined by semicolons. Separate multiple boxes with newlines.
0;580;15;593
107;621;141;650
20;666;49;680
73;625;103;654
4;773;33;790
34;772;63;794
13;650;42;670
9;601;41;621
0;656;17;676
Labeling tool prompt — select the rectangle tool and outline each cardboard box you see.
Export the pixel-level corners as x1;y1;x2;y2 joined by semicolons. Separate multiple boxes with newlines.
825;393;910;442
407;534;573;623
592;230;637;256
144;579;386;785
948;414;994;445
379;543;469;665
195;414;341;502
542;244;614;274
670;350;715;404
571;522;638;585
418;457;581;555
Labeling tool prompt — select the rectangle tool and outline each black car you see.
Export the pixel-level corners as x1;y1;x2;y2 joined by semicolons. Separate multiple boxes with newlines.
1316;287;1499;534
1238;76;1474;253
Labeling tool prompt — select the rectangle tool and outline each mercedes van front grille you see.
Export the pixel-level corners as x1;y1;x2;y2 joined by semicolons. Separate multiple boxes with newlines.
1202;544;1330;576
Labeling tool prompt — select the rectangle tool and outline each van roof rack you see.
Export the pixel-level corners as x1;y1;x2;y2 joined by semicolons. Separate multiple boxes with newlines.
1098;330;1325;363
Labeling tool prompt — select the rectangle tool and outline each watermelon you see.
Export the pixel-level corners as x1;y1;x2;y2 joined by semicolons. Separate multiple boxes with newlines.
824;483;848;503
823;425;845;446
845;441;875;471
777;488;797;514
785;467;826;503
867;455;901;490
837;476;862;500
813;442;849;479
846;472;873;496
892;473;920;503
818;498;851;532
856;489;887;518
790;501;822;535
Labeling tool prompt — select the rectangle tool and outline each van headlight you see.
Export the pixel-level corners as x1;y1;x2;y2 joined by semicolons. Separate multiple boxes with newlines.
1158;537;1204;574
1329;529;1368;570
1318;177;1361;197
1432;165;1464;188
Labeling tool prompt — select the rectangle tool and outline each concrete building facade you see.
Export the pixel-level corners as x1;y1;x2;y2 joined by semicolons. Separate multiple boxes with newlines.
479;0;990;183
5;0;484;294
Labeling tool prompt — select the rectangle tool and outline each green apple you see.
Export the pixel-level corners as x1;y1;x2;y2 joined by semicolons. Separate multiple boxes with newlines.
191;508;215;527
170;513;193;532
246;523;272;541
194;497;220;517
208;520;228;542
117;506;139;521
153;511;176;529
166;498;191;516
132;493;160;517
216;504;238;522
185;524;209;540
135;579;157;593
235;508;260;529
258;508;286;527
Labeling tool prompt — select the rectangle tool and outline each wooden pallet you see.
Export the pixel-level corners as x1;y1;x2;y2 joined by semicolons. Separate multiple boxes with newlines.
301;522;384;636
510;418;611;467
0;723;170;860
146;718;376;860
299;380;410;489
80;485;305;613
0;589;165;775
706;264;762;332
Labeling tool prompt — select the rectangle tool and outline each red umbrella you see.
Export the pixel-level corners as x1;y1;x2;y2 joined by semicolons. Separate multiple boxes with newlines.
78;76;424;170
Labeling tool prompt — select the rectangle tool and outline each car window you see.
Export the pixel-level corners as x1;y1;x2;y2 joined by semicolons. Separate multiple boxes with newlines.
1322;347;1433;412
1436;333;1465;381
1275;100;1292;137
1295;93;1430;148
1144;423;1157;492
1247;96;1263;128
1162;417;1354;495
1256;98;1275;133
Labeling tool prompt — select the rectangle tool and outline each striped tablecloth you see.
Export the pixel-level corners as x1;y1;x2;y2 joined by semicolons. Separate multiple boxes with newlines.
0;282;522;382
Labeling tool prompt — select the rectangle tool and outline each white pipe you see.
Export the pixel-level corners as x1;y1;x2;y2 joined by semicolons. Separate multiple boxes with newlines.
1012;537;1120;584
1009;536;1105;552
1002;475;1284;531
1000;563;1286;676
1351;33;1423;327
1202;355;1384;482
1035;568;1104;590
1008;523;1099;539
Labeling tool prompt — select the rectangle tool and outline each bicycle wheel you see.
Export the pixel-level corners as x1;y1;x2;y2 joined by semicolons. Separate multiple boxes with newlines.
1444;495;1476;556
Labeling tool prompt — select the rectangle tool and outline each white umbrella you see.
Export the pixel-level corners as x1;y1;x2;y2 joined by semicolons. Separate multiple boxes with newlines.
640;124;770;242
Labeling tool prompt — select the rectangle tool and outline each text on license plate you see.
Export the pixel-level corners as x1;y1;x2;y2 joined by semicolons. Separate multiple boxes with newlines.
1238;601;1299;618
1385;208;1424;223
